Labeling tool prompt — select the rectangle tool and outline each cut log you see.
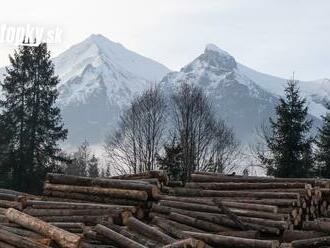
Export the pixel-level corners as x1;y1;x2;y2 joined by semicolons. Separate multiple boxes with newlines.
303;220;330;233
0;241;16;248
44;183;148;201
219;201;278;213
27;200;136;210
282;230;327;242
218;231;259;239
126;216;176;244
42;190;144;205
168;212;233;232
151;204;280;235
110;170;168;184
38;215;112;224
23;207;133;217
230;208;286;220
0;224;43;238
162;238;206;248
5;208;81;248
46;173;159;199
190;174;329;186
183;231;279;248
167;188;299;199
213;199;249;231
159;200;221;213
151;216;204;239
185;182;307;190
0;200;23;210
95;224;146;248
100;223;159;248
0;227;48;248
291;236;330;248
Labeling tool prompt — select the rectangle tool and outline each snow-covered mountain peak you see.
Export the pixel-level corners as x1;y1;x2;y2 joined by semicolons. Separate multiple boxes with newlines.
182;43;237;75
205;43;231;57
49;34;171;144
54;34;170;84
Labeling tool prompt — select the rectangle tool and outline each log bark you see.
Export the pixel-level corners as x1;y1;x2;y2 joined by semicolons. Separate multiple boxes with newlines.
291;236;330;248
0;227;48;248
44;183;148;201
161;238;206;248
185;182;306;190
151;216;204;239
218;231;259;239
126;216;176;244
110;170;168;184
157;195;296;207
5;208;81;248
0;200;23;210
220;201;278;213
38;215;112;224
0;241;16;248
23;207;133;217
168;212;233;232
46;173;159;199
42;190;144;206
159;200;221;213
0;224;43;238
151;204;280;235
282;230;327;242
190;174;328;186
303;220;330;233
230;208;286;220
95;224;146;248
101;223;159;248
182;231;279;248
167;188;299;199
27;200;137;210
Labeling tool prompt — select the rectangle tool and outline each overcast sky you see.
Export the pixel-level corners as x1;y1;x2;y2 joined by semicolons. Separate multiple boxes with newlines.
0;0;329;80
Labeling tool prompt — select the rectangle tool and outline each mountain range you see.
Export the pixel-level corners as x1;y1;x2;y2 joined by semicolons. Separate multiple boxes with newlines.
0;34;329;146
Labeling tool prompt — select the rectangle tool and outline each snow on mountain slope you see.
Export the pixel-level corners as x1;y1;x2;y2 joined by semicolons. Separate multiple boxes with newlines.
161;44;323;144
53;34;170;106
53;34;170;144
161;44;279;143
0;37;328;146
238;64;330;117
0;67;4;78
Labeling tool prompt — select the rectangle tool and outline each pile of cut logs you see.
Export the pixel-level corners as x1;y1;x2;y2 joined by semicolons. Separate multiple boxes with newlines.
2;171;330;247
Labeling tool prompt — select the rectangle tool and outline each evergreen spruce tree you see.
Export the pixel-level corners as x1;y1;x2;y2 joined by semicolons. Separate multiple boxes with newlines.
157;138;184;182
0;43;67;193
316;104;330;177
261;79;314;178
65;140;89;176
88;154;99;178
105;164;111;177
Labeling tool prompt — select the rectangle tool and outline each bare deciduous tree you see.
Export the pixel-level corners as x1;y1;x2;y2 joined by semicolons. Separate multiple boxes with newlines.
105;86;167;175
171;83;239;181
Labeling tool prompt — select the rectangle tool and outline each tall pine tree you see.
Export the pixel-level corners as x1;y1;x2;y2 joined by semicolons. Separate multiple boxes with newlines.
0;43;67;193
316;104;330;178
260;79;314;178
88;154;99;178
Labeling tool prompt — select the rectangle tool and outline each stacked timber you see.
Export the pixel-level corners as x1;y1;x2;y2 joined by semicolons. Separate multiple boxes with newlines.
3;172;330;247
41;173;162;223
110;170;168;186
44;173;160;204
158;172;330;228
